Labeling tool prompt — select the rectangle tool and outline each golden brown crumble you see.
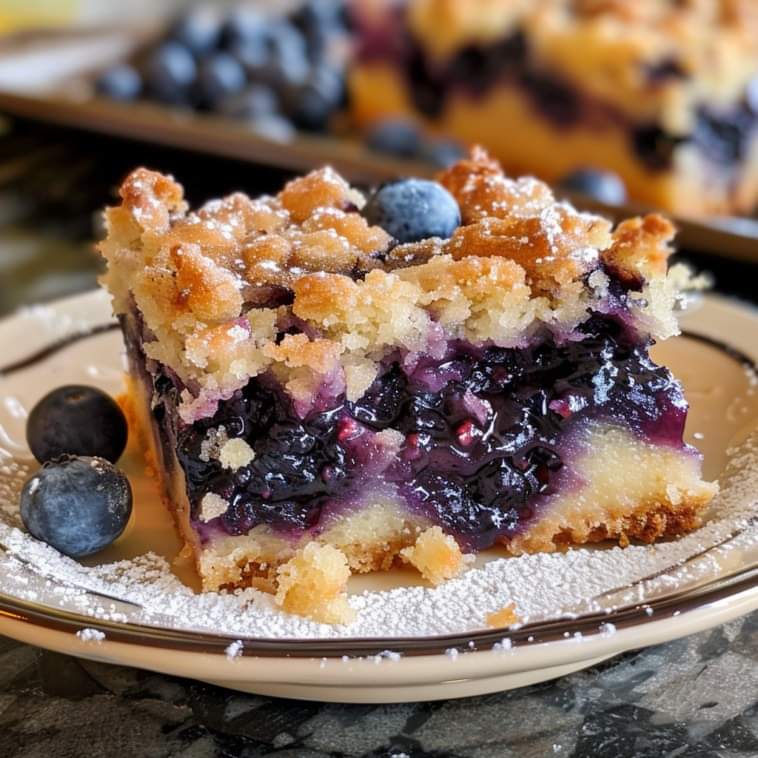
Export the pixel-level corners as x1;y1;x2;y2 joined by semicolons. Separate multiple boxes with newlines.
603;214;676;285
437;146;557;225
279;166;364;223
400;526;467;584
100;149;692;421
275;543;355;624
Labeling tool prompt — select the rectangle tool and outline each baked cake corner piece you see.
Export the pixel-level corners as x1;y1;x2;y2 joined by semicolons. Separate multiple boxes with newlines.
349;0;758;215
98;148;717;623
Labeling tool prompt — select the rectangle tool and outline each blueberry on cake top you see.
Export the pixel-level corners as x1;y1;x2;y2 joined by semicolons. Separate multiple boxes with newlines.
350;0;758;215
99;148;716;623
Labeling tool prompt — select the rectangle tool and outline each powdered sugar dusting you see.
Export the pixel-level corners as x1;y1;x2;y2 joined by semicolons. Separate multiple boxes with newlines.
1;294;757;641
0;433;756;640
225;640;243;660
76;627;105;642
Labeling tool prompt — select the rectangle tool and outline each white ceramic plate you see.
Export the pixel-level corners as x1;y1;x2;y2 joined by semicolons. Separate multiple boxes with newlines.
0;290;757;703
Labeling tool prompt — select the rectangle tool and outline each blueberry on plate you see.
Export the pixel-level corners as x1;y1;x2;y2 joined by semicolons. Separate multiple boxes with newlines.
169;6;223;55
365;119;422;158
362;178;461;243
26;385;128;464
557;168;628;206
143;41;197;104
195;52;247;108
20;455;132;558
95;64;142;101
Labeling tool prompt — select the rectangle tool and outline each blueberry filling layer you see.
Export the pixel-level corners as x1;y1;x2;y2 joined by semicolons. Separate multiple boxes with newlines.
357;18;758;171
148;314;688;551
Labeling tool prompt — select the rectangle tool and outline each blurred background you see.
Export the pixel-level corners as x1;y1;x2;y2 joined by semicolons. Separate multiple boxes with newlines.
0;0;756;316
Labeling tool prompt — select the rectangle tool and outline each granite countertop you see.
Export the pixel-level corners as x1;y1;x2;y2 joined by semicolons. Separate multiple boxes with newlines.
1;120;757;758
1;613;757;757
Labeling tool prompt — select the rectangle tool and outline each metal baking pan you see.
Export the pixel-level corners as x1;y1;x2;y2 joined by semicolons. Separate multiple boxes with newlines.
0;25;756;263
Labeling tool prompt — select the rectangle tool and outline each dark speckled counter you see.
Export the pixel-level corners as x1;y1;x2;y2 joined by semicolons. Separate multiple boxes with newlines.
1;614;758;757
1;119;757;758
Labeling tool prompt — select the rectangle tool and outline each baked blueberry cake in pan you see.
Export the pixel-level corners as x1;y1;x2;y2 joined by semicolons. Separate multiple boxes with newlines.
99;148;716;623
350;0;758;215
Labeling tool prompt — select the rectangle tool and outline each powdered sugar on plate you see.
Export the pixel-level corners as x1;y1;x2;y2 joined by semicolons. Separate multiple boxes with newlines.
225;640;243;659
0;433;757;640
1;293;757;641
76;627;105;643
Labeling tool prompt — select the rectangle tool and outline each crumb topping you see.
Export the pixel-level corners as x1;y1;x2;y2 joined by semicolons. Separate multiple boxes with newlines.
603;213;676;286
400;526;467;585
275;542;355;624
100;149;692;422
218;438;255;470
199;426;229;463
199;492;229;523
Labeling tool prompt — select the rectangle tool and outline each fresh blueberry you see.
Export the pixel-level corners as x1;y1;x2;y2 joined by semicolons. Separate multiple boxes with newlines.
243;30;309;92
229;38;268;73
558;168;628;206
26;385;128;464
246;113;296;142
283;63;345;131
291;0;348;60
169;6;223;55
219;6;266;49
419;137;466;168
365;119;422;158
143;41;197;104
362;179;461;243
218;83;279;119
95;64;141;101
20;455;132;558
291;0;347;35
195;52;246;107
296;24;332;63
264;20;309;64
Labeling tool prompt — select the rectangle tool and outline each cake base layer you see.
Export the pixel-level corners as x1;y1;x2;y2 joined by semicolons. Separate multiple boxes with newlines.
350;64;758;216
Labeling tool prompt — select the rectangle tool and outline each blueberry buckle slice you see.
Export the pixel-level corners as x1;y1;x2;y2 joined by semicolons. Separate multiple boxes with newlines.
99;153;717;622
